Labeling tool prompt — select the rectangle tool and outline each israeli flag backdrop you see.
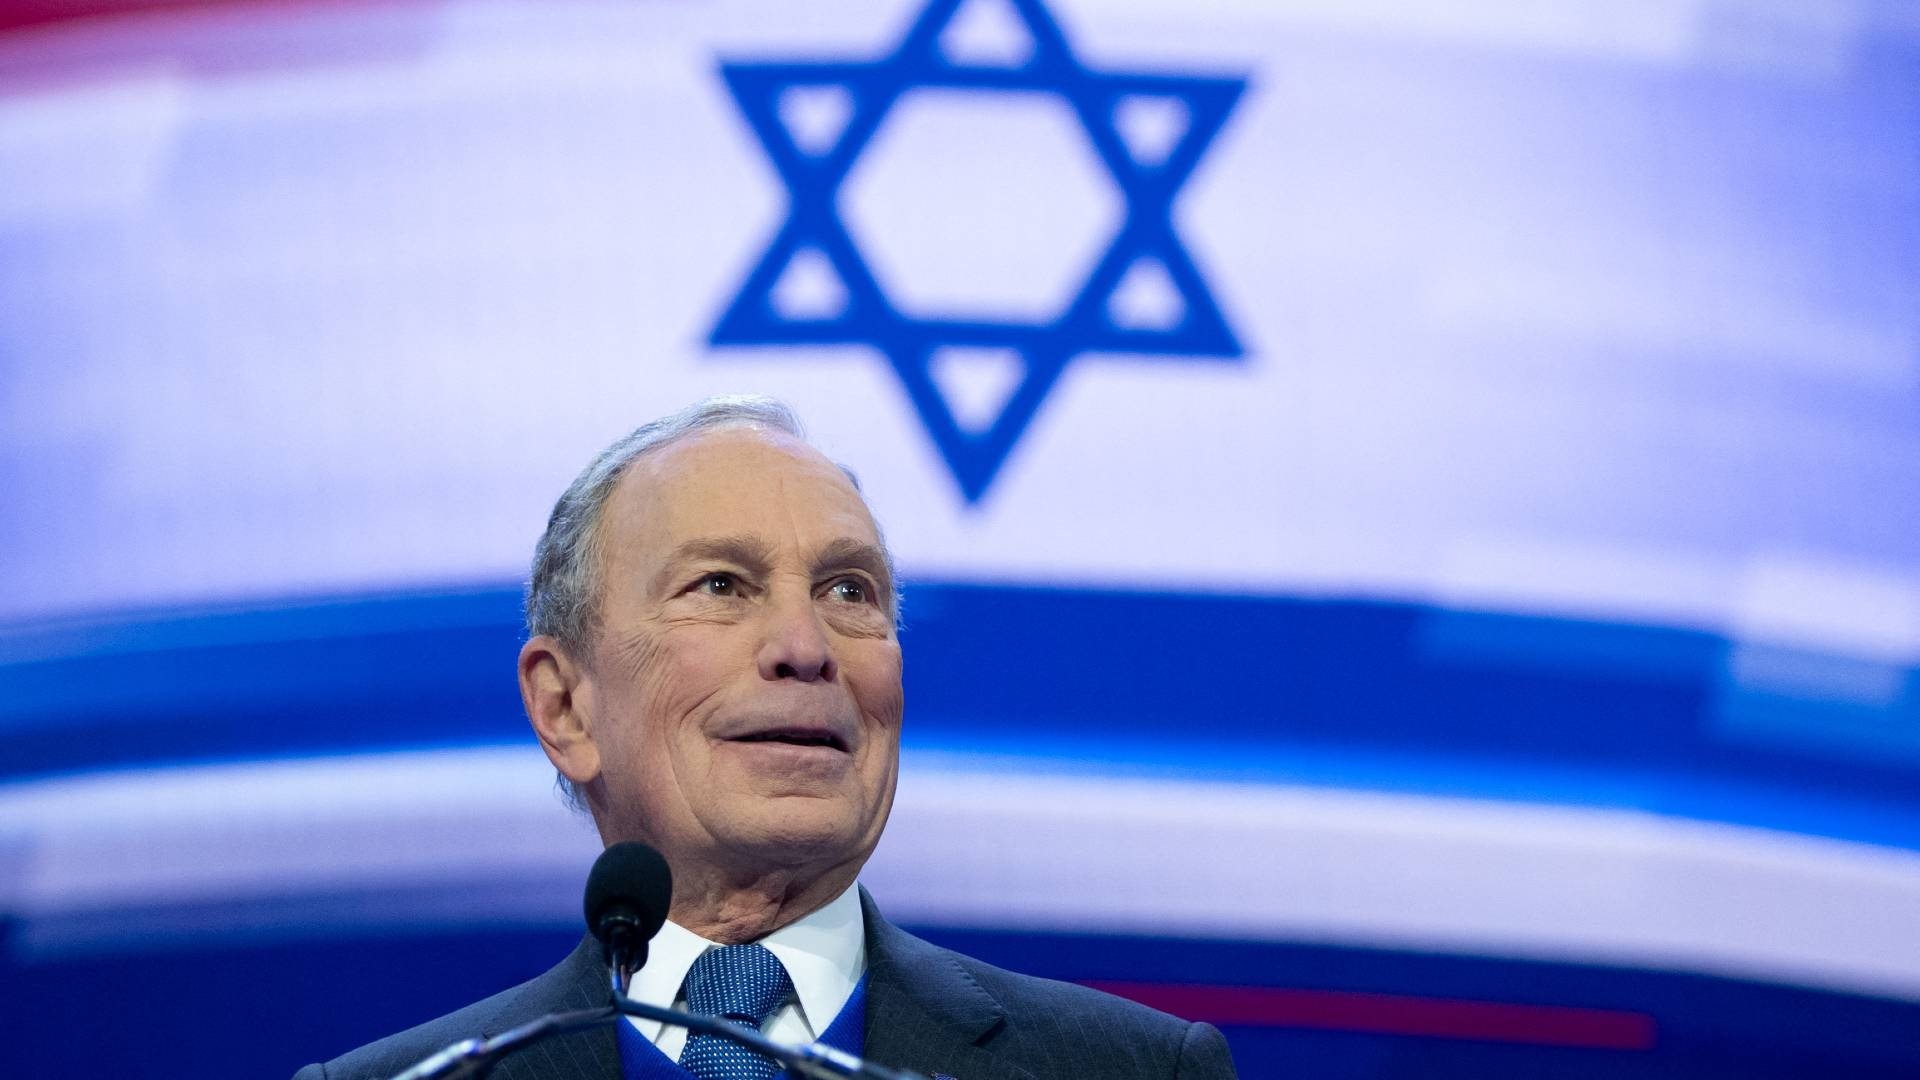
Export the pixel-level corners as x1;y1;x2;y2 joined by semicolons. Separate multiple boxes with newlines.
4;0;1920;1076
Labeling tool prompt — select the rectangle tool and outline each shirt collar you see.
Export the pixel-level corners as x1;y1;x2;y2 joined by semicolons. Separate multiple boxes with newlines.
624;883;866;1041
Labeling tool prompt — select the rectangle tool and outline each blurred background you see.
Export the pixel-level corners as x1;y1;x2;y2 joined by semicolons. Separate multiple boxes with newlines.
3;0;1920;1075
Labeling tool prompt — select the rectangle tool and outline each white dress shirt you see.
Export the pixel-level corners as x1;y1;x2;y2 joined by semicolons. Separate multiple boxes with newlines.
623;883;867;1061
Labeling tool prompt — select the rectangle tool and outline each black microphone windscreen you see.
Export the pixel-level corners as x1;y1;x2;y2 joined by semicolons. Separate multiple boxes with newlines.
584;841;673;945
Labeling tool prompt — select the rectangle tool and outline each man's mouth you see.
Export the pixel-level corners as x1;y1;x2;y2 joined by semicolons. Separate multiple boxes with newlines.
729;728;849;752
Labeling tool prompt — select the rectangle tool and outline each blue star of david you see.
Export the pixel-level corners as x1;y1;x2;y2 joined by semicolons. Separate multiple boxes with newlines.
709;0;1246;502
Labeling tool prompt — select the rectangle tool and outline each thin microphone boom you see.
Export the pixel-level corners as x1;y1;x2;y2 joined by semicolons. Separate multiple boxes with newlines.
383;1009;616;1080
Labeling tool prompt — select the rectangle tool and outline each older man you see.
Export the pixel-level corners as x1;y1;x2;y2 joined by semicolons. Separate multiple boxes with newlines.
295;397;1236;1080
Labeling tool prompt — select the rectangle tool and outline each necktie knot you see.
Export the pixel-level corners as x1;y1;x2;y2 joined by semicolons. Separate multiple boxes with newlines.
685;943;793;1022
680;944;794;1080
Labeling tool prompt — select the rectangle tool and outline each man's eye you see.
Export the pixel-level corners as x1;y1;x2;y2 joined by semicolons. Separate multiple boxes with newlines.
828;579;870;603
697;572;737;596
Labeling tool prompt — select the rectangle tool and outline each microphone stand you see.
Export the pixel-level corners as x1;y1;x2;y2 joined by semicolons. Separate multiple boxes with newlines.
384;1006;617;1080
383;963;927;1080
388;843;926;1080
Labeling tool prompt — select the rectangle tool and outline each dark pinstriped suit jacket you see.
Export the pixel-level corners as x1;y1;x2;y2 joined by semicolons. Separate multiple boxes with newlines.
292;890;1237;1080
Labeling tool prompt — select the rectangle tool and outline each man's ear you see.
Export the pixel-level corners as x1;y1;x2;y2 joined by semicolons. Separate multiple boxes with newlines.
520;635;602;785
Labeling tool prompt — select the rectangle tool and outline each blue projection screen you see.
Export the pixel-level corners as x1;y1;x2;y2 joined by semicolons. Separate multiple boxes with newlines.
2;0;1919;1076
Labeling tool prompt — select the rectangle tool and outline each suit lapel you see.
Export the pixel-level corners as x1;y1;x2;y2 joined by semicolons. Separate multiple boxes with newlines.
484;935;623;1080
859;890;1037;1080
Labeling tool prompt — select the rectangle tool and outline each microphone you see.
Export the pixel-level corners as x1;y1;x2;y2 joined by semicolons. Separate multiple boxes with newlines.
386;842;926;1080
580;844;922;1079
584;841;674;994
380;844;670;1080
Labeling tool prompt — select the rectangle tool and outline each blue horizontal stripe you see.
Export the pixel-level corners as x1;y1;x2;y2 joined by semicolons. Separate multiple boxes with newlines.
3;581;1920;851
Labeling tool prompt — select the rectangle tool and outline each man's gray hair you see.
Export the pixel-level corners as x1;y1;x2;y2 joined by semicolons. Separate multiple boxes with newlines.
527;395;802;653
524;394;895;814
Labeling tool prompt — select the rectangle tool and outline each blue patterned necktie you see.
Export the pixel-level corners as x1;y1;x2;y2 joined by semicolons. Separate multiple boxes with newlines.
679;943;795;1080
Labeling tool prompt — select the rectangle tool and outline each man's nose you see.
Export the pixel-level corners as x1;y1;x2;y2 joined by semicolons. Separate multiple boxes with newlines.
756;587;837;682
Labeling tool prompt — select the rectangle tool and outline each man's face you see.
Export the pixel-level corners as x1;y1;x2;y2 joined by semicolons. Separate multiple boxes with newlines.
576;426;902;883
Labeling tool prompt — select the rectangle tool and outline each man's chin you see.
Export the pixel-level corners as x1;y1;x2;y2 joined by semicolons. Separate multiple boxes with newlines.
718;802;876;867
